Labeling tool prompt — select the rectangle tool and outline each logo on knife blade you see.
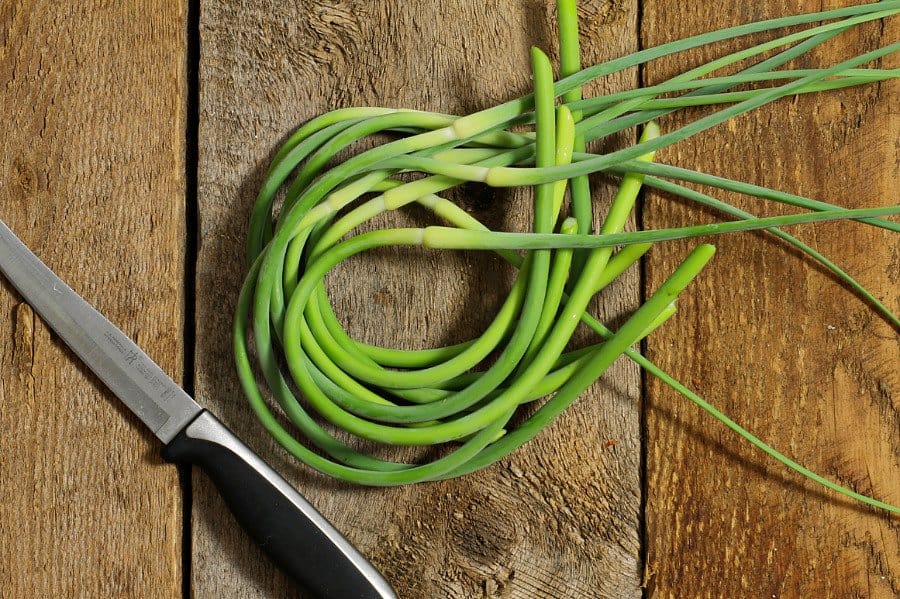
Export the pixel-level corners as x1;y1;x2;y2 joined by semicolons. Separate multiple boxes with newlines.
103;329;166;394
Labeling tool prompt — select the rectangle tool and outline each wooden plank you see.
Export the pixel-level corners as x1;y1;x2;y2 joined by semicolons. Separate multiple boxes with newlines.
196;1;643;596
0;1;187;596
641;1;899;597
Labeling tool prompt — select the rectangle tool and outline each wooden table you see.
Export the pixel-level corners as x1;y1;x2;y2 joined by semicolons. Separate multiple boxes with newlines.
1;1;897;597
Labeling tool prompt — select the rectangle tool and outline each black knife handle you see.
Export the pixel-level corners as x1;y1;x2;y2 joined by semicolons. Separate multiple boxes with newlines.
161;411;396;599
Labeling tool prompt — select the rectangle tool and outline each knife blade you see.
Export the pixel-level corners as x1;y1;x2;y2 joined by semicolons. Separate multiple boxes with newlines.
0;218;397;599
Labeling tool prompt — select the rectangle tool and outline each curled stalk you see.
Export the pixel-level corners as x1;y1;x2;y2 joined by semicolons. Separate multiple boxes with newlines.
234;2;899;512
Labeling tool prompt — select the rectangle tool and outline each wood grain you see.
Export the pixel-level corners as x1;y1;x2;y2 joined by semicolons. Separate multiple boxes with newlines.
641;1;899;597
0;1;187;597
195;1;642;597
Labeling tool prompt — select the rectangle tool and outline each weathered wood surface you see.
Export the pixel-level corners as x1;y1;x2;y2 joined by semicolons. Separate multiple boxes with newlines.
642;1;899;597
196;1;642;597
0;1;187;598
4;0;896;597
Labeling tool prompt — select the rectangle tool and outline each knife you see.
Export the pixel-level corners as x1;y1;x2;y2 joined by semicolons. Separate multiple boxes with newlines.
0;218;398;599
